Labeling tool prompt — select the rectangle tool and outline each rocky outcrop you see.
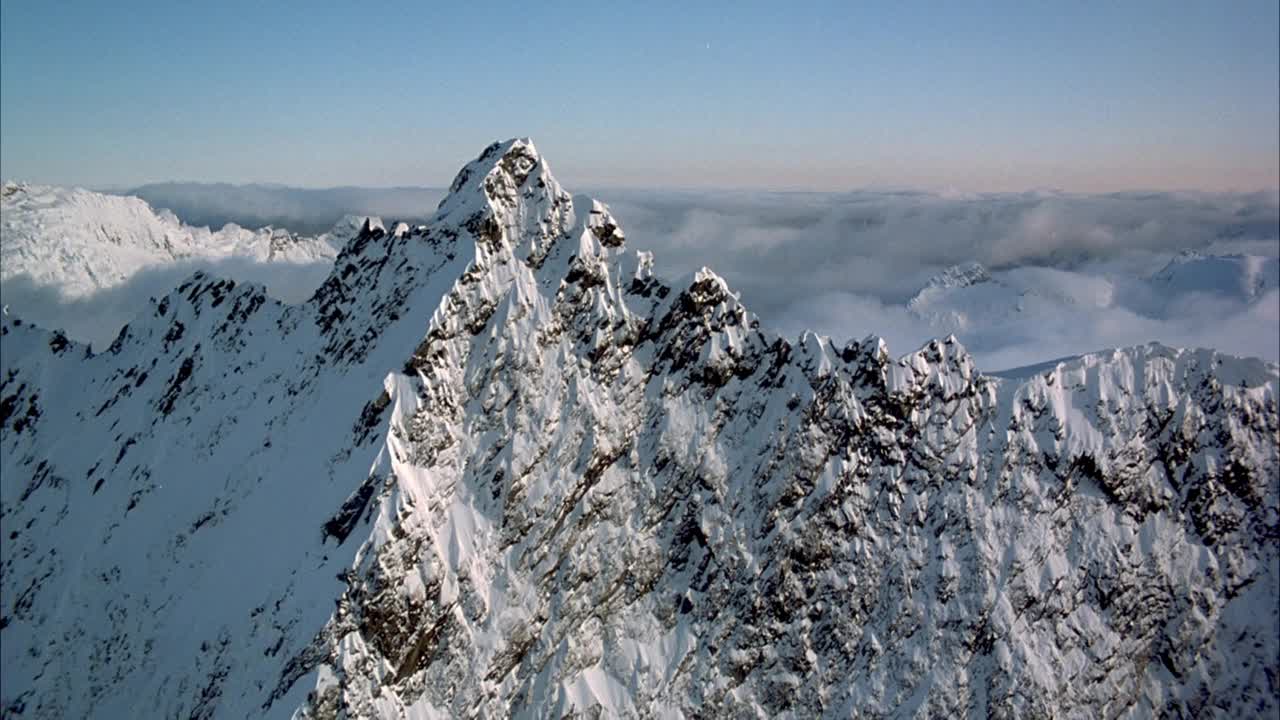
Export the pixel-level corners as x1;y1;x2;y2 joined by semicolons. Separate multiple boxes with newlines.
2;140;1277;719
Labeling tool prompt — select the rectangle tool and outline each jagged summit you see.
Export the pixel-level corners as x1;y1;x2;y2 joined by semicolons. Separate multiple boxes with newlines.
432;138;560;242
327;214;385;244
430;138;625;260
905;262;997;328
356;216;387;238
2;140;1277;719
907;262;990;304
438;138;545;212
916;261;993;294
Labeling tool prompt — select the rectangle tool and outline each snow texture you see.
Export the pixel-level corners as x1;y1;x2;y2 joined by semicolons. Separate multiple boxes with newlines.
1;180;342;298
1;141;1278;719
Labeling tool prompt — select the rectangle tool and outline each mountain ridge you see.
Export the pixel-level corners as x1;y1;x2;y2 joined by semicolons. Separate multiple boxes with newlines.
2;139;1277;719
0;180;346;300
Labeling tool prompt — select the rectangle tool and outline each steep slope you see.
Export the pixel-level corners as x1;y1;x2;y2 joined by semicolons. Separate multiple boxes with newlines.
0;181;340;299
2;141;1278;719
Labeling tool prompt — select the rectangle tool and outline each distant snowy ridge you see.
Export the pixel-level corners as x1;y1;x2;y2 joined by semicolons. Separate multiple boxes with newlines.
1150;250;1280;302
904;255;1278;367
919;261;993;292
117;181;446;236
0;181;345;299
1;142;1277;719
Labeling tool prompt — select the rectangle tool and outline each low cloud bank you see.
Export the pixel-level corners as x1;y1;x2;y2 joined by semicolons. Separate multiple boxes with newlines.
596;188;1280;370
769;287;1280;372
115;183;448;235
11;184;1279;370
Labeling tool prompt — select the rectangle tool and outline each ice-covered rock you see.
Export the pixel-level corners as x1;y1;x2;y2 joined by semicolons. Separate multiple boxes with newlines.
1;141;1277;719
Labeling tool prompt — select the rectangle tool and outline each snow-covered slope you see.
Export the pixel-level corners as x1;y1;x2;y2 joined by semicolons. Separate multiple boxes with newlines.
1149;250;1280;302
0;181;341;299
2;141;1277;719
904;257;1279;369
907;262;1116;332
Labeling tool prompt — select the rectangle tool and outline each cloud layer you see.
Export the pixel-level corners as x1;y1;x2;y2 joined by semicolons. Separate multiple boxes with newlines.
116;183;448;235
596;188;1280;369
7;184;1278;371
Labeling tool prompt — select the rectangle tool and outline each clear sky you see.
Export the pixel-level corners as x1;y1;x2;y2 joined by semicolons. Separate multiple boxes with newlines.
2;1;1277;191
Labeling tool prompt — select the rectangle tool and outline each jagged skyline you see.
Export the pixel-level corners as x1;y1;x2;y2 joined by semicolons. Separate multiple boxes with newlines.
4;137;1277;718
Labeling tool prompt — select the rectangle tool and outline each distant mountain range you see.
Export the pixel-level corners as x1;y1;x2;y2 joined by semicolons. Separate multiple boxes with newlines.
907;255;1279;332
116;182;448;236
1;181;344;298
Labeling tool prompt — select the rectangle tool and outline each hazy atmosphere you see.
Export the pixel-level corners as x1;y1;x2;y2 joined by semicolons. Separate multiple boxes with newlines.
63;181;1275;370
4;2;1278;370
2;1;1278;371
3;1;1277;191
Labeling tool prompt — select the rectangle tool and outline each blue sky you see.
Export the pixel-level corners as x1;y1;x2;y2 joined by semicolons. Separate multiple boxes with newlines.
2;1;1277;191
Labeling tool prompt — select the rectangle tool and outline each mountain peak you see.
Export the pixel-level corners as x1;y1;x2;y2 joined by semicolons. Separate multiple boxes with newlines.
905;262;995;322
424;138;623;268
304;139;630;368
3;140;1278;720
922;261;992;290
356;216;386;239
435;138;548;220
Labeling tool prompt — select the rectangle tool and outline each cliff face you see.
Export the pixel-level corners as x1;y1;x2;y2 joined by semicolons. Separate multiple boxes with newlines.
2;140;1277;719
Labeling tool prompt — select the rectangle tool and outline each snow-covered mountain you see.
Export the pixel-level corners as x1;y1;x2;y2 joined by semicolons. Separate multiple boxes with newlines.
119;182;445;237
904;255;1279;363
1149;250;1280;303
0;181;343;299
906;261;1116;332
2;140;1277;718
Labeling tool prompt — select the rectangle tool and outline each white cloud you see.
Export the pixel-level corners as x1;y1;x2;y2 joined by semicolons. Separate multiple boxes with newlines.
113;183;448;235
9;184;1277;371
598;188;1280;369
